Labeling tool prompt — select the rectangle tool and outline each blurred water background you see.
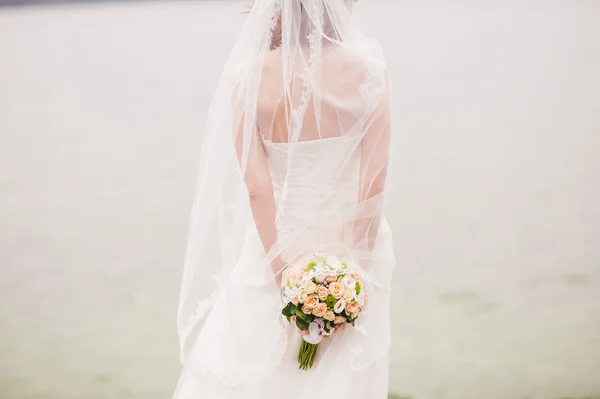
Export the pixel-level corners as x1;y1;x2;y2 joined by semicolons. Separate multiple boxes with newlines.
1;1;599;398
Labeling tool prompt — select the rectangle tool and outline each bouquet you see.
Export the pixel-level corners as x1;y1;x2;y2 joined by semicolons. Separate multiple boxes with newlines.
280;254;368;370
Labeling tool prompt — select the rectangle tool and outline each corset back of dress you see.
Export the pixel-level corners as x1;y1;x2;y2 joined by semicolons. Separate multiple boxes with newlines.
263;135;360;262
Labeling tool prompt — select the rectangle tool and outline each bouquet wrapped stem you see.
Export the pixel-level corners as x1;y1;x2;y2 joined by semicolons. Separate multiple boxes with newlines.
298;341;319;370
281;254;368;371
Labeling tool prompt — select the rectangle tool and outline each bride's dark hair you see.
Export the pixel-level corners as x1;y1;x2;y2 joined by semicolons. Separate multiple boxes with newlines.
244;1;352;50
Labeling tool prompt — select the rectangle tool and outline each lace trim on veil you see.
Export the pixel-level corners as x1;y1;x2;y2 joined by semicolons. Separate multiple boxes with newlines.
179;0;284;363
359;63;387;111
275;24;324;239
179;270;226;363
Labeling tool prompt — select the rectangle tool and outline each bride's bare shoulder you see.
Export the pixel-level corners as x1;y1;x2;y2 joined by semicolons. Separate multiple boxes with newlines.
259;49;284;82
257;50;284;95
262;48;283;69
334;45;387;70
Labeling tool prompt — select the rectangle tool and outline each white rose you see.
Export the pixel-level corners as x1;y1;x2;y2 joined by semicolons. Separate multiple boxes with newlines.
305;281;317;294
299;291;309;304
333;298;346;314
315;274;326;284
343;287;355;301
326;256;342;270
357;290;366;307
341;275;356;290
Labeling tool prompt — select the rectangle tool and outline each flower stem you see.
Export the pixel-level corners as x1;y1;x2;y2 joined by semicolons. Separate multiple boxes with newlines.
298;340;319;370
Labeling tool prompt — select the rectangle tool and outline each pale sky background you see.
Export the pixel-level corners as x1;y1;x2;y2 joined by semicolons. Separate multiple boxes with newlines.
1;1;599;398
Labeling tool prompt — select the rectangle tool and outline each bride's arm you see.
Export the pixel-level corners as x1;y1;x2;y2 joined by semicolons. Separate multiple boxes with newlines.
235;117;284;285
353;81;392;264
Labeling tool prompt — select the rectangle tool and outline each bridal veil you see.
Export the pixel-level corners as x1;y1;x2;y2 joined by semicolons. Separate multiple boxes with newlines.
177;0;393;383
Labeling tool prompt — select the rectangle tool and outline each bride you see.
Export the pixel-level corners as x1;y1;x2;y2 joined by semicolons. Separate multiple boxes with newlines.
173;0;395;397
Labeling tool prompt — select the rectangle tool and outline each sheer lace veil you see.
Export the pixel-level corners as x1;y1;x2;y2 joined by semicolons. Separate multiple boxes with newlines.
177;0;392;378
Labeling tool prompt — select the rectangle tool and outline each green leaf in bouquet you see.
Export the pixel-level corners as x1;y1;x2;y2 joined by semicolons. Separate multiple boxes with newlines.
282;303;297;321
325;295;337;309
324;320;332;333
344;312;354;324
337;274;345;282
295;307;315;323
295;316;310;331
295;306;307;319
355;283;361;295
306;261;317;270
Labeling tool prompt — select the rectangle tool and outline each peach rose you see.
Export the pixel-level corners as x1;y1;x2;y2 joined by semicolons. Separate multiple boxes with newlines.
351;312;360;319
304;295;319;310
346;301;360;315
317;286;329;300
329;282;344;299
334;316;346;324
312;303;327;318
325;275;337;283
324;310;335;321
351;273;362;282
301;304;312;314
291;296;299;305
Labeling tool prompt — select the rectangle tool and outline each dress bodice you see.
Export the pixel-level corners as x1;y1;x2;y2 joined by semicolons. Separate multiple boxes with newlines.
262;135;360;260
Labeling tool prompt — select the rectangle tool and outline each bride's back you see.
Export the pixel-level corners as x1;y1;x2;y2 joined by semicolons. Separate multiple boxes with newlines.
256;45;375;144
253;42;390;261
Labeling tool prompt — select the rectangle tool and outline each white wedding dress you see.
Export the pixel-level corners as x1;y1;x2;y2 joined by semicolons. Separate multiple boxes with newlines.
174;1;395;397
174;136;395;399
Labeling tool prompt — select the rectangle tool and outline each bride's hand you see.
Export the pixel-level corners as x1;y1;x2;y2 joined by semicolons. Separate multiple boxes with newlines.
271;256;286;288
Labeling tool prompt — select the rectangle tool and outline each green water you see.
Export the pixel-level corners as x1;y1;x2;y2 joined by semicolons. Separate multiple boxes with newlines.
1;1;599;398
